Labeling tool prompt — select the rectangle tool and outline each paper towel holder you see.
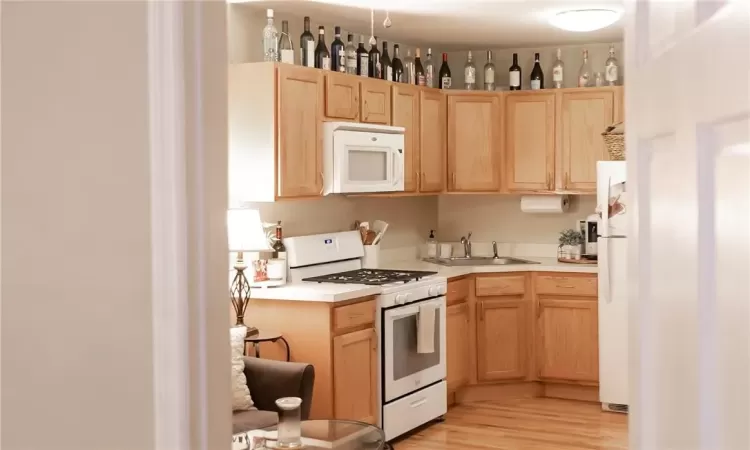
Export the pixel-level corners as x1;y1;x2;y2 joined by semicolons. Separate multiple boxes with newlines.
520;195;571;214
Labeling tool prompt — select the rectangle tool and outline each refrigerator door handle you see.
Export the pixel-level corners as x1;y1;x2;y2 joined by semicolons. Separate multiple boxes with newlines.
601;176;612;237
600;238;612;304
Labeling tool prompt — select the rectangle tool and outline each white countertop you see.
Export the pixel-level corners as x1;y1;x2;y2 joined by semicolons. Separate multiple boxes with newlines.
250;257;597;303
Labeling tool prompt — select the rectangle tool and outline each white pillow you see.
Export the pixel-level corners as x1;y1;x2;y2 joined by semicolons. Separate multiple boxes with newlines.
230;326;254;411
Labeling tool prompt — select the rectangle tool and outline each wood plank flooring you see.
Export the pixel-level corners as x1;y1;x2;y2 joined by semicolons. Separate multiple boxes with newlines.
395;398;628;450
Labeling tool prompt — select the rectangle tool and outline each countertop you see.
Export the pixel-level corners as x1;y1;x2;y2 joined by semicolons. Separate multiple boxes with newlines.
251;257;597;303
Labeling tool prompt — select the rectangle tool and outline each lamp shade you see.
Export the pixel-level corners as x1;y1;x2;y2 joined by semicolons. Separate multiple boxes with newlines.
227;209;270;252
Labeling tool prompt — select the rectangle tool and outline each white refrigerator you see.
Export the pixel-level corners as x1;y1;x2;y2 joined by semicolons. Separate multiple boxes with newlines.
597;161;628;412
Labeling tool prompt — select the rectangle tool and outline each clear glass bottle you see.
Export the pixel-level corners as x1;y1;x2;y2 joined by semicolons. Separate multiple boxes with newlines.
275;397;302;448
552;48;564;88
424;48;435;88
464;51;477;90
483;50;495;91
578;49;592;87
277;20;294;64
605;44;620;86
344;34;357;75
403;49;415;84
262;9;278;62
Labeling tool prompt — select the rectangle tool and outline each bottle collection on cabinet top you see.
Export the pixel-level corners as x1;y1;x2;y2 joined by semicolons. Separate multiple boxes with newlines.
260;11;621;90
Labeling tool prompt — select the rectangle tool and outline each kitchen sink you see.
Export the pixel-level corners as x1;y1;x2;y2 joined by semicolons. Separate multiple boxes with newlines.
423;256;540;266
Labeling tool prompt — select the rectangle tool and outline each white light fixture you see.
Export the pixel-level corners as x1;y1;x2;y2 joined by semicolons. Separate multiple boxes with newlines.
550;9;621;32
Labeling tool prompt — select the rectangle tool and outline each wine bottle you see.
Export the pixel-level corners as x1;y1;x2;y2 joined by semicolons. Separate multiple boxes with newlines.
403;49;415;84
277;20;294;64
552;48;564;88
356;35;369;77
392;44;404;82
483;50;496;91
530;53;544;90
464;51;476;90
345;34;357;75
424;48;435;87
415;48;426;86
330;26;345;72
509;53;522;90
262;9;278;62
299;16;315;67
578;49;592;87
314;26;330;70
381;41;392;81
605;44;619;86
369;36;382;78
439;53;452;89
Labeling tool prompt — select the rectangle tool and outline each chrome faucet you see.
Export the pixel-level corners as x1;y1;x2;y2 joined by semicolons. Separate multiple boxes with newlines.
492;241;499;259
460;232;473;258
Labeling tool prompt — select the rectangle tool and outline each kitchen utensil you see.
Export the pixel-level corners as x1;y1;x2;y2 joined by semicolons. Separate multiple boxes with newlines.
371;220;389;245
364;230;377;245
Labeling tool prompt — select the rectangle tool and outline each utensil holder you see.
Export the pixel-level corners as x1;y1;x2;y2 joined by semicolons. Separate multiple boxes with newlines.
363;244;380;268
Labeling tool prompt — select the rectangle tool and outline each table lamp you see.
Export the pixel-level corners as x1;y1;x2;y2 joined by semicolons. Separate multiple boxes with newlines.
227;209;270;337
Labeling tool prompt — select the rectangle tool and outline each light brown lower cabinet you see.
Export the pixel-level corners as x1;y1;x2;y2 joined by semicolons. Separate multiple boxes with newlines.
333;328;378;424
476;297;529;381
446;303;470;392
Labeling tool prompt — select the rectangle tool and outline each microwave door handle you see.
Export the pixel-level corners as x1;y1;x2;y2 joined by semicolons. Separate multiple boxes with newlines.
392;148;403;186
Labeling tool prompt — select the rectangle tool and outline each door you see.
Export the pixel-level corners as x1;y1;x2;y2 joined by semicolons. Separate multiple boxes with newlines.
537;298;598;382
331;130;403;193
325;72;359;120
505;92;556;192
333;328;377;424
360;78;391;124
383;297;447;402
476;298;527;381
420;90;446;192
392;84;420;192
277;65;323;197
629;2;750;448
446;303;469;392
447;94;501;192
561;90;614;192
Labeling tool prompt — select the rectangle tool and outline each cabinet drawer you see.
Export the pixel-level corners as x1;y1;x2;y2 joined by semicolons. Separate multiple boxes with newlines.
536;275;597;297
476;275;526;297
447;278;469;305
333;299;376;331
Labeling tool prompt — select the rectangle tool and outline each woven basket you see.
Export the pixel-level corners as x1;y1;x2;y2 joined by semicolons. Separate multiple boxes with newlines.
602;122;625;161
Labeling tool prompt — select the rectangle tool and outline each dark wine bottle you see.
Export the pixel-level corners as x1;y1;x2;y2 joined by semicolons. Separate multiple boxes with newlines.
438;53;452;89
330;26;345;72
530;53;544;90
414;48;426;86
356;35;369;77
299;16;315;67
509;53;522;90
381;41;392;81
368;37;382;78
314;26;330;70
391;44;404;82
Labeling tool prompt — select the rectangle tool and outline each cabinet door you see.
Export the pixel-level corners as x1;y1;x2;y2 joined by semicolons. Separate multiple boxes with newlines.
419;90;446;192
446;303;470;392
476;298;528;381
325;72;359;120
333;328;378;424
360;78;391;124
560;90;614;192
447;94;501;192
278;65;324;197
505;93;556;192
537;298;599;382
392;84;420;192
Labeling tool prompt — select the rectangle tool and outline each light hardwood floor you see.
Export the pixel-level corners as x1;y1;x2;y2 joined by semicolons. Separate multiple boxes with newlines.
395;398;628;450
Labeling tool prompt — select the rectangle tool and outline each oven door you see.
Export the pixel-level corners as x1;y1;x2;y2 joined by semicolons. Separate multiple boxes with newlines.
332;130;404;193
383;296;446;403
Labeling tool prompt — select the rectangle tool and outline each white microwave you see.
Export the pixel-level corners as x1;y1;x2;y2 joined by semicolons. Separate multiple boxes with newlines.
323;122;405;194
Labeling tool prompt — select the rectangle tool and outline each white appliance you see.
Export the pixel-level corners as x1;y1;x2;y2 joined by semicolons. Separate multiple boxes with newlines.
284;231;448;440
597;161;628;413
323;122;405;195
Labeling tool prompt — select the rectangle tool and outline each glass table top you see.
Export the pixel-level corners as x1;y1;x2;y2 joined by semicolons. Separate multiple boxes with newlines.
233;419;385;450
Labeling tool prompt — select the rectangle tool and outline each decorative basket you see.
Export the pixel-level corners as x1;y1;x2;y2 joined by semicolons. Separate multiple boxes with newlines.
602;122;625;161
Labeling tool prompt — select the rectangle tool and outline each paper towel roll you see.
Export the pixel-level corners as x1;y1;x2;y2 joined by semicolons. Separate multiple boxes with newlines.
520;195;570;214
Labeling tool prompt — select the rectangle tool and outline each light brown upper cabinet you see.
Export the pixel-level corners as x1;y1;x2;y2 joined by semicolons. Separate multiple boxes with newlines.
614;86;624;124
505;92;556;192
391;84;420;192
325;72;360;120
419;90;447;193
447;94;502;192
360;78;391;124
560;90;614;192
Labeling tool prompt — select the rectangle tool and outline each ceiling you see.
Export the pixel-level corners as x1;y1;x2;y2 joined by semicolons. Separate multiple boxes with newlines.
233;0;625;50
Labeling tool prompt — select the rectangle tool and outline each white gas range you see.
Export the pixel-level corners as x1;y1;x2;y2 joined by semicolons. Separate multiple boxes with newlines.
284;231;448;441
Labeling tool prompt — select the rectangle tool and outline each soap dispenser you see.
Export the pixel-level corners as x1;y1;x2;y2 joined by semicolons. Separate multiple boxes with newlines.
426;229;437;258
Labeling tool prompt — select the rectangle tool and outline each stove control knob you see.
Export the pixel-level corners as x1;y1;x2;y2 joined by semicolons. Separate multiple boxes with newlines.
437;285;447;295
395;294;407;304
428;286;438;296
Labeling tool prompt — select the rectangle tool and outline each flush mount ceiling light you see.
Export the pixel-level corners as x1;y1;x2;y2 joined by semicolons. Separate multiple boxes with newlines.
550;9;622;32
